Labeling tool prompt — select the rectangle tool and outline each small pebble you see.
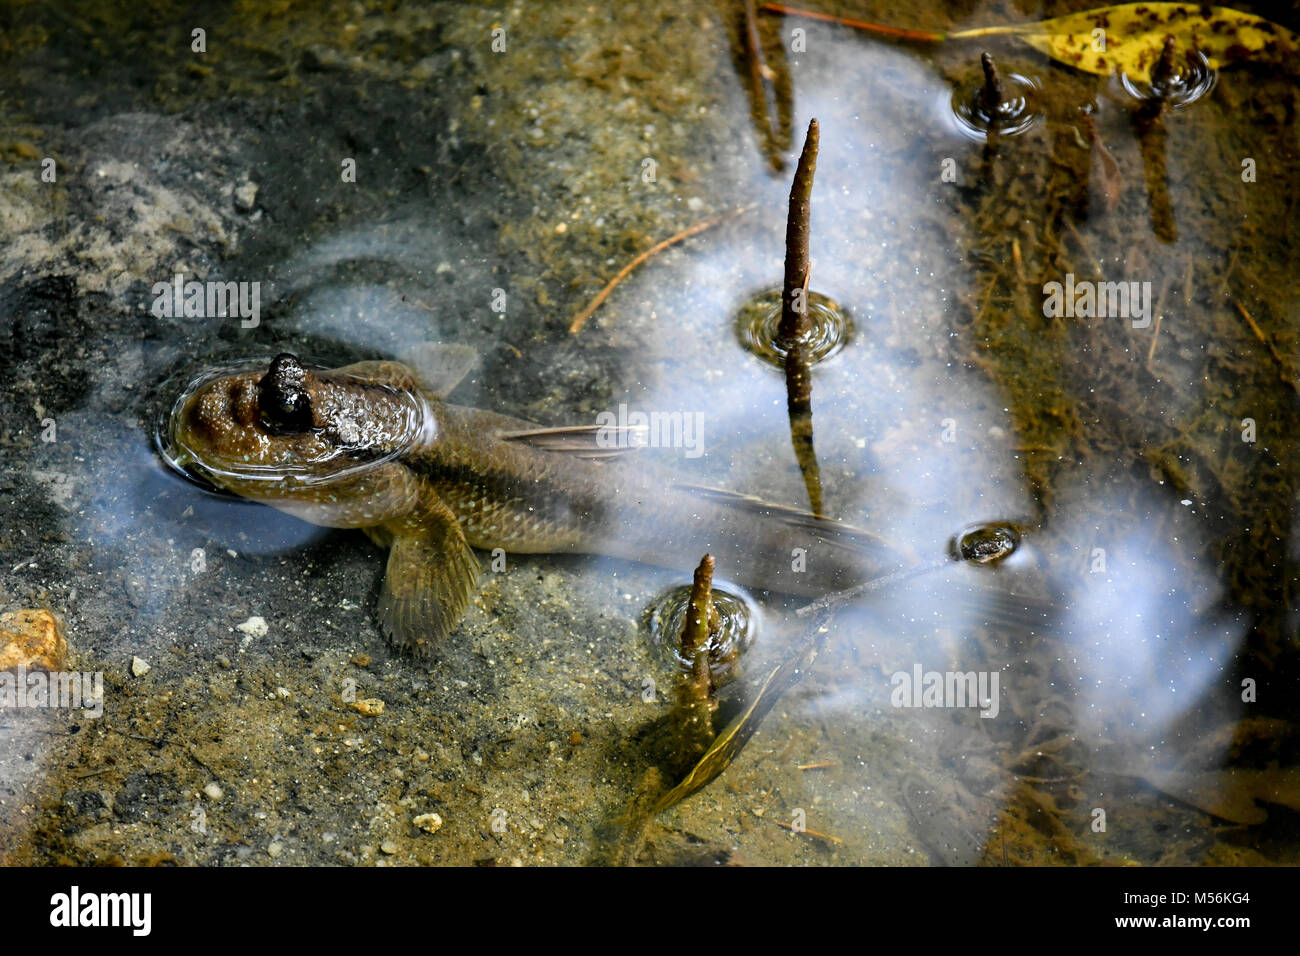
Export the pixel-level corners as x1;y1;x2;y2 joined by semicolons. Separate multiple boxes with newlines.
237;616;268;638
204;783;224;800
131;656;151;677
233;180;258;212
267;841;283;858
414;813;443;834
351;698;384;716
380;840;399;855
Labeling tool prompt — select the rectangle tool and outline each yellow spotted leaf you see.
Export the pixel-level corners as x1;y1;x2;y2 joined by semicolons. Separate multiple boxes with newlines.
763;4;1300;83
950;4;1299;82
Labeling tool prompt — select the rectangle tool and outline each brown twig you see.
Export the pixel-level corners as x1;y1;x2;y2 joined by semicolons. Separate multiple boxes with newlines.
1145;311;1163;366
786;275;823;515
568;207;751;334
1146;276;1169;367
680;554;717;692
1234;301;1297;394
773;819;844;844
1151;34;1179;93
779;119;819;345
1235;300;1274;352
760;3;943;43
979;52;1002;115
674;554;719;762
780;121;824;516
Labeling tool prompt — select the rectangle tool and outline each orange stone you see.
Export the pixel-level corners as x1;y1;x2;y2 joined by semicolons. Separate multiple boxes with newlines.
0;609;68;671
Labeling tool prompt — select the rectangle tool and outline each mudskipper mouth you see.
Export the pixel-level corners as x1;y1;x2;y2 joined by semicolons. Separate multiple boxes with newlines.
152;361;246;500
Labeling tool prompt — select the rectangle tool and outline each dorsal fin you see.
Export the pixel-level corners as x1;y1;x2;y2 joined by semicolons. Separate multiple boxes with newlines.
674;483;891;550
496;423;648;460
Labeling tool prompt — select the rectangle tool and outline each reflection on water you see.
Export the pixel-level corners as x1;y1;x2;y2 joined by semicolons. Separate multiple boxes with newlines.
2;0;1298;866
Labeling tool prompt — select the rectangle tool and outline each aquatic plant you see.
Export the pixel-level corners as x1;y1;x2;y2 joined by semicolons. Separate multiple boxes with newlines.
780;119;824;517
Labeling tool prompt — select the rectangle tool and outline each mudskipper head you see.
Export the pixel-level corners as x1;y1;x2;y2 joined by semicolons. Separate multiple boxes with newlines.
160;353;433;505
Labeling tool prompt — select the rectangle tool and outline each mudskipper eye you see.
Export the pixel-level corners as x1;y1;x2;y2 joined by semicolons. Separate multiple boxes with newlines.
257;353;314;433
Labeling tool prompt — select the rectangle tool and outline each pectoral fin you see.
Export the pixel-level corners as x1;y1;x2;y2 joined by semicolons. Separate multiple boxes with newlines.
404;342;479;398
376;490;480;657
332;360;420;391
333;343;479;398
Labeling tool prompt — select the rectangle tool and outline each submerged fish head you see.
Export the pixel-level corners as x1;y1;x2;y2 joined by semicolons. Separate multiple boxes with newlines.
161;353;434;514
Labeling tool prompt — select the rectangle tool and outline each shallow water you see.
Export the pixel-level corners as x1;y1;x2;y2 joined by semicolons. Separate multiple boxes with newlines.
1;1;1298;865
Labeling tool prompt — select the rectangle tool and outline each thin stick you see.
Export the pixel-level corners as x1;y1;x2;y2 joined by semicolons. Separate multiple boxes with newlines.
568;207;750;334
781;121;823;516
760;3;943;43
979;52;1002;114
787;268;823;516
1235;300;1273;350
675;553;719;759
1145;311;1163;366
680;554;717;692
1234;301;1296;395
773;819;844;844
1146;275;1170;367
